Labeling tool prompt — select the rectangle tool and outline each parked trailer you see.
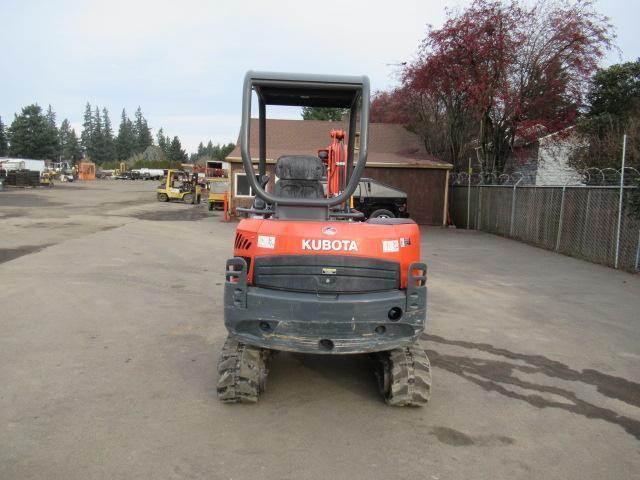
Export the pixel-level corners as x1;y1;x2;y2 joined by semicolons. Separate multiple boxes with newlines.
0;159;47;173
140;168;165;180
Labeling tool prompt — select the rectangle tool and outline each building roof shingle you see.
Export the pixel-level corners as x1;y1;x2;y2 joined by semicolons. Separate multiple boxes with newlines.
226;119;451;169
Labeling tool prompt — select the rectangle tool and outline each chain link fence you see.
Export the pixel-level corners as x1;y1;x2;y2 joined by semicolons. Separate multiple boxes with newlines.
449;168;640;273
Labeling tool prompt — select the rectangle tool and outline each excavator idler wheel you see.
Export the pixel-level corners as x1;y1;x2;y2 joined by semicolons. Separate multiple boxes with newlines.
375;343;432;407
216;337;270;403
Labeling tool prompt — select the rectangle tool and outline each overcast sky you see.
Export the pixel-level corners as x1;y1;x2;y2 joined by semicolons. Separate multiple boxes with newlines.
1;0;638;153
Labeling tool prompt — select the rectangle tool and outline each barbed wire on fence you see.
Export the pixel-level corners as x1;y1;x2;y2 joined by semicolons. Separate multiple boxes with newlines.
449;167;640;187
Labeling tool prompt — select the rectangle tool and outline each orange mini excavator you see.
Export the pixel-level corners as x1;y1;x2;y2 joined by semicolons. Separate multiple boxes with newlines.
217;71;431;406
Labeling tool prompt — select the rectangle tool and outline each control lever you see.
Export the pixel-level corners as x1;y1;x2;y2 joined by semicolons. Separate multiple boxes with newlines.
252;174;272;215
258;174;270;189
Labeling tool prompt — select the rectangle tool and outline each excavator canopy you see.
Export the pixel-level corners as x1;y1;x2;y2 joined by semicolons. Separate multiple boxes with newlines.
240;71;370;215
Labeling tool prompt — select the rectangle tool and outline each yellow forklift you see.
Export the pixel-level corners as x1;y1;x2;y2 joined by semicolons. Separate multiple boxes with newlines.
114;162;127;176
157;169;202;204
40;170;55;187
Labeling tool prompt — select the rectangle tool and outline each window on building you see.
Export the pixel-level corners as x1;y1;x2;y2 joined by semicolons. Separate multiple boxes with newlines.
234;173;261;197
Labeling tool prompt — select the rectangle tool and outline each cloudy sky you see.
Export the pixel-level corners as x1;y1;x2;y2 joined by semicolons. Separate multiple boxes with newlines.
1;0;638;153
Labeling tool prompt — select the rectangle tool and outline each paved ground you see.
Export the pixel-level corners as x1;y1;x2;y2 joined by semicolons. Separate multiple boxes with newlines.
1;181;639;480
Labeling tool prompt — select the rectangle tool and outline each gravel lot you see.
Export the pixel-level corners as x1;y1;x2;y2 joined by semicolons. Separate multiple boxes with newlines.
1;181;639;480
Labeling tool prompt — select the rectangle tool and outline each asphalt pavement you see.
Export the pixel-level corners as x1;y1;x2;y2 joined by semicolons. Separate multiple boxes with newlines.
1;181;639;480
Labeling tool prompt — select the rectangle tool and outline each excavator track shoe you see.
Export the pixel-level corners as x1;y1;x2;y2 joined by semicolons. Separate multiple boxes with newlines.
377;343;431;407
216;337;270;403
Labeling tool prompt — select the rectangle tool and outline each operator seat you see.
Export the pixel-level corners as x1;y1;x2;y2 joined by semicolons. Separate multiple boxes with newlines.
274;155;325;199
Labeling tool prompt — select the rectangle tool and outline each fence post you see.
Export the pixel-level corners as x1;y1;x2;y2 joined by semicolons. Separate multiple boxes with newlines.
467;158;472;229
556;185;567;252
509;178;523;237
614;134;627;269
635;229;640;272
477;185;482;230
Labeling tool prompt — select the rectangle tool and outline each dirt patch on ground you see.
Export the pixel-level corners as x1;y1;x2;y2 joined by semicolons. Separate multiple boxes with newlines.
20;222;81;229
133;208;213;222
99;199;157;209
425;334;640;441
428;426;514;447
0;193;64;208
0;244;54;264
0;210;27;219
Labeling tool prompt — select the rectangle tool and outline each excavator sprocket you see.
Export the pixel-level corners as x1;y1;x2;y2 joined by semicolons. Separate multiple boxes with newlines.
375;343;432;407
216;337;270;403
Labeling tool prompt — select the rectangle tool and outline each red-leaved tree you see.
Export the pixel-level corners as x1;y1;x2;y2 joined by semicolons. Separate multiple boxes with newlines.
384;0;615;173
370;90;411;124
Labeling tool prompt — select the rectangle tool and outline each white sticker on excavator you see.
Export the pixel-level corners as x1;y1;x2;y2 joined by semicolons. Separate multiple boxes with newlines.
258;235;276;249
382;240;399;253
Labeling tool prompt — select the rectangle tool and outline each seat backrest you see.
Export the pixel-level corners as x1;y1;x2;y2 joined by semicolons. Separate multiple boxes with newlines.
275;179;324;199
275;155;324;180
274;155;325;200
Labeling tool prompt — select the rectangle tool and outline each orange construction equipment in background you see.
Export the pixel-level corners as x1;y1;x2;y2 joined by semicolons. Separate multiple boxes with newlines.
222;191;230;222
77;162;96;180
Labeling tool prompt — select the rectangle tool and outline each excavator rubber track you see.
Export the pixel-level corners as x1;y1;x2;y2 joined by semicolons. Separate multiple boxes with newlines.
216;337;270;403
375;343;432;407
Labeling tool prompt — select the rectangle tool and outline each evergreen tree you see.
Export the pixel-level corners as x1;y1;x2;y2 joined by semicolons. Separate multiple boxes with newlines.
301;107;347;121
67;129;82;162
573;60;640;170
218;142;235;161
157;127;169;155
133;106;152;152
45;104;60;158
116;108;136;160
0;116;8;156
81;102;93;158
210;142;235;161
59;119;82;162
59;118;71;158
101;107;116;163
8;104;59;159
91;106;103;163
194;140;235;161
45;104;56;126
167;136;187;163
